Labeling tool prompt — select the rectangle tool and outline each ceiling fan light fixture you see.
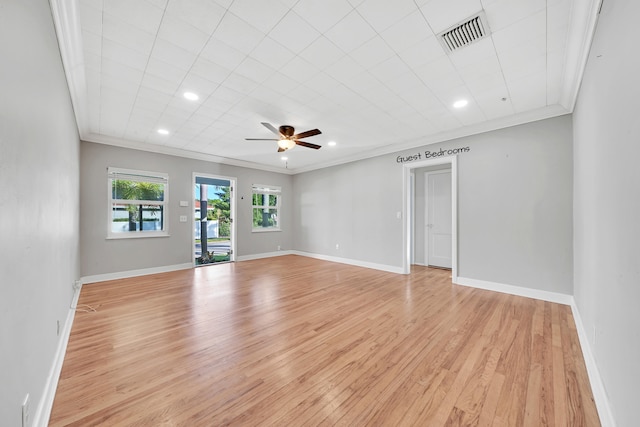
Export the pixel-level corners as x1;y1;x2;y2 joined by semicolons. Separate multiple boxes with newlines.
277;139;295;150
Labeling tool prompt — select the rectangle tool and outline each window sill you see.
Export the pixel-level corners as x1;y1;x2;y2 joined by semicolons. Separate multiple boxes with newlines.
106;233;170;240
251;228;281;233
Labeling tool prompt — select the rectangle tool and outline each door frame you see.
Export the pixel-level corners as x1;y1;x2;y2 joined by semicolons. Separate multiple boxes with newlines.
402;156;458;280
192;172;237;266
425;169;452;268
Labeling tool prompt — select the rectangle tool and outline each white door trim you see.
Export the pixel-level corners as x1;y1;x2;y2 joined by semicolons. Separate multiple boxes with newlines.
402;156;458;281
192;172;237;266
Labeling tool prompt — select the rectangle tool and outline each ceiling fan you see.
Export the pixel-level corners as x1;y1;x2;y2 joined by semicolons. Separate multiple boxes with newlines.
245;122;322;152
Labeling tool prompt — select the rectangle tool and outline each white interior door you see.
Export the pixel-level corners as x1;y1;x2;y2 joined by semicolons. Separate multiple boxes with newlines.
426;171;452;268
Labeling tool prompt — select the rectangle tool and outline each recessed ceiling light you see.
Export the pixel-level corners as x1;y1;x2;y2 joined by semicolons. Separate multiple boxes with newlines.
453;99;468;109
157;129;169;135
183;92;199;101
328;141;337;146
281;156;288;161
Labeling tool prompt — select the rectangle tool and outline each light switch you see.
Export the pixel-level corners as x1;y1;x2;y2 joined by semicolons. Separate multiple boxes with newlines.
179;201;189;207
179;215;187;222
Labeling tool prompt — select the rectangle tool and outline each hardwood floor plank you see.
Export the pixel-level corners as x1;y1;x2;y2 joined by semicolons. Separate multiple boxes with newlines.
49;256;600;426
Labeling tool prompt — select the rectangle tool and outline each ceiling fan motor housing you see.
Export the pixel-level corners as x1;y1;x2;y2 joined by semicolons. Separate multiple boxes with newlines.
279;125;295;138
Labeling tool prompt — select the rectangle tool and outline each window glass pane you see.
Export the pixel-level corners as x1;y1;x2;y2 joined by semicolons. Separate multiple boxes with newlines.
112;180;165;201
111;204;164;233
268;194;278;206
253;208;279;228
252;193;264;205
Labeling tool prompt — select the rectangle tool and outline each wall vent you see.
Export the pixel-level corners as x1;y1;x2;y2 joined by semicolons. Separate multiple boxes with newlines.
438;12;490;53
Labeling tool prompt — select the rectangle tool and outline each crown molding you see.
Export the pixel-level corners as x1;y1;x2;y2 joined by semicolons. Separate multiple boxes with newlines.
559;0;604;111
83;133;295;175
49;0;89;136
289;104;570;174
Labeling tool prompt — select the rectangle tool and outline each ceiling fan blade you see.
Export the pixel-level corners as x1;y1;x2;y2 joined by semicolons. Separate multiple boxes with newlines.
245;138;279;141
277;147;286;152
292;128;321;139
295;140;321;150
261;122;282;137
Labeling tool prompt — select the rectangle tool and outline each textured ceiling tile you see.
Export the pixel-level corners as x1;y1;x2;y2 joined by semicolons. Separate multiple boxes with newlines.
484;0;546;33
396;36;446;71
151;38;198;72
356;0;418;33
140;72;181;95
261;72;300;95
179;74;220;98
303;72;342;93
79;1;102;35
268;11;321;54
235;57;276;84
229;0;289;33
165;0;227;35
102;39;148;71
102;14;156;55
349;36;396;69
103;0;164;35
200;37;246;71
213;12;266;54
419;0;483;34
293;0;354;33
189;57;232;85
249;37;296;71
325;10;377;53
157;16;210;55
145;56;189;84
323;56;366;84
299;37;345;70
369;55;411;83
277;56;320;83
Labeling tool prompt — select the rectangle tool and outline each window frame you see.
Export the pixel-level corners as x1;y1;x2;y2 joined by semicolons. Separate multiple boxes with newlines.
107;167;169;239
251;184;281;232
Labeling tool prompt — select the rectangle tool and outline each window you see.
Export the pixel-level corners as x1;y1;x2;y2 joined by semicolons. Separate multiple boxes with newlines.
108;167;169;238
252;184;281;232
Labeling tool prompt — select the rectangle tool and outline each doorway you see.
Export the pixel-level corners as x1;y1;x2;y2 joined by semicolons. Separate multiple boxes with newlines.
193;173;236;266
425;170;452;268
403;157;457;279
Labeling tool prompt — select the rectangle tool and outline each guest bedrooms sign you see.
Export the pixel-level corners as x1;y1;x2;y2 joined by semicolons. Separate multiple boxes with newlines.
396;145;471;163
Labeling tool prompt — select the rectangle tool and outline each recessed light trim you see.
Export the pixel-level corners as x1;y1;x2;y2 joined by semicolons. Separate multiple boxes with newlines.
281;156;288;161
183;92;199;101
453;99;468;109
328;141;337;146
157;129;169;135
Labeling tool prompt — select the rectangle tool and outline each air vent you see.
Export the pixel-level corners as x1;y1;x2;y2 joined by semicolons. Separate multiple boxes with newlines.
438;12;490;53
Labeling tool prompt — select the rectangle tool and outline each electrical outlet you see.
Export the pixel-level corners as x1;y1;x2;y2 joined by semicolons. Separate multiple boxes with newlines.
277;245;281;251
335;243;339;250
22;393;29;427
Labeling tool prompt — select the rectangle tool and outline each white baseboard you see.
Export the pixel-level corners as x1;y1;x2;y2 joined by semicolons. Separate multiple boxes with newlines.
81;262;193;284
570;302;616;427
291;251;405;274
237;250;294;261
32;283;82;427
455;276;574;305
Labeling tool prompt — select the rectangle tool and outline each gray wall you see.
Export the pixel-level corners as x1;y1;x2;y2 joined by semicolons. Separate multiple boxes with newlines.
573;0;640;425
0;0;81;424
80;142;293;277
293;115;573;294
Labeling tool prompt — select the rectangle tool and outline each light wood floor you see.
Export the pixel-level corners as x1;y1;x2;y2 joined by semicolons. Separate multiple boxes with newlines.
50;255;600;426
